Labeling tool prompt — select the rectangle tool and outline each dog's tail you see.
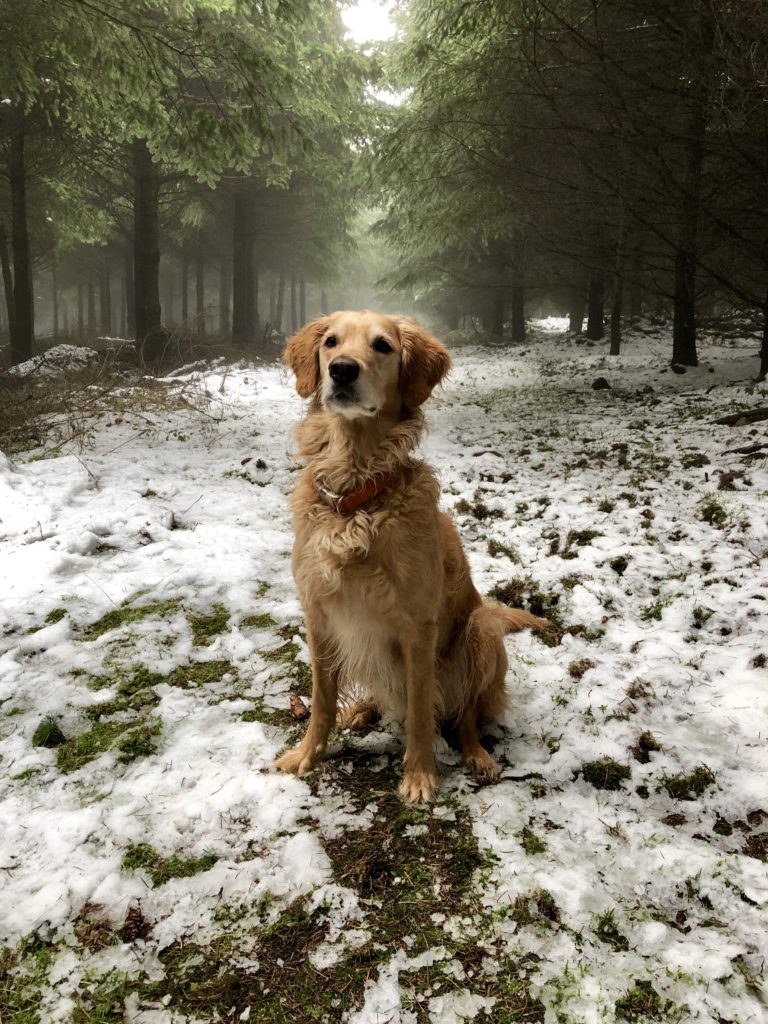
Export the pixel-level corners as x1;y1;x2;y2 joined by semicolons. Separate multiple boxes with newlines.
482;601;549;635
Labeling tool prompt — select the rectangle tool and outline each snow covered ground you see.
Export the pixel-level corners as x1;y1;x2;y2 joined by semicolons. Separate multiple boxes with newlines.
1;321;767;1023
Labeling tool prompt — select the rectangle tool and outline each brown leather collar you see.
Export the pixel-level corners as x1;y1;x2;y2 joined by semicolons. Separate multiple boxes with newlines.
315;469;403;516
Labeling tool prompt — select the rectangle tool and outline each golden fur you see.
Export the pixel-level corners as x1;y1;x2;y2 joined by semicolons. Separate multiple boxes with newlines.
275;310;546;802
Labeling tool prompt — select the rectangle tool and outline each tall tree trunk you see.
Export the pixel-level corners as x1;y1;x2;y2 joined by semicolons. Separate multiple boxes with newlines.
232;190;254;346
299;276;306;325
610;207;627;356
568;286;585;334
219;256;230;336
62;296;69;337
8;109;34;363
87;270;96;337
119;267;126;336
290;275;298;334
0;224;16;343
586;278;605;340
510;284;525;342
671;15;711;367
490;290;505;337
132;138;163;359
77;279;84;340
195;251;205;336
52;262;59;340
760;279;768;382
610;278;623;356
253;263;260;332
99;251;112;336
181;247;189;324
275;272;285;333
124;246;135;337
268;275;276;326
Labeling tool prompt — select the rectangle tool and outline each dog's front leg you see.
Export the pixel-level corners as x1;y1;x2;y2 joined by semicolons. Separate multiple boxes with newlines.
399;623;439;803
275;624;337;778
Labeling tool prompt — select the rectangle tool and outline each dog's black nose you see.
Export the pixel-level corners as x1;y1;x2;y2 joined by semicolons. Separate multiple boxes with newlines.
328;357;360;384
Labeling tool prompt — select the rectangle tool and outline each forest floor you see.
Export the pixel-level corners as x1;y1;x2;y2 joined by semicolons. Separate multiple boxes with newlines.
1;320;767;1024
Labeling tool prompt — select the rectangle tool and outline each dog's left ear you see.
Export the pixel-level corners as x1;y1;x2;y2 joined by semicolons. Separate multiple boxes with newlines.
398;318;451;409
284;317;330;398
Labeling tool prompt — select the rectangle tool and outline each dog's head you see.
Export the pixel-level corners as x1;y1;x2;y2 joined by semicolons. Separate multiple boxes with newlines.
284;310;451;418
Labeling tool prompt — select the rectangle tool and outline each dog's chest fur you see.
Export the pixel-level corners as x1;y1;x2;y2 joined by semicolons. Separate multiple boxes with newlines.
291;412;441;710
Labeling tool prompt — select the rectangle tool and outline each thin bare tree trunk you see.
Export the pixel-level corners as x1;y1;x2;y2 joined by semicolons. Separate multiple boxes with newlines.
133;137;163;359
275;272;285;333
0;223;16;343
8;109;34;363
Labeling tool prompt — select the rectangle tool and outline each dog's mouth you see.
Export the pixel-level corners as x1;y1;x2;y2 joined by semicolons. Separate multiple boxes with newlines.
325;386;378;417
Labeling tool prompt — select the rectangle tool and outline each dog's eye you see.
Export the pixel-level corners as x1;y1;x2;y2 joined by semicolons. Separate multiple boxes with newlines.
373;337;392;354
324;335;337;348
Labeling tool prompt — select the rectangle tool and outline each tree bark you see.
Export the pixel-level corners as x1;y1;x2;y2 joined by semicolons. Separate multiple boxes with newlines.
8;109;34;363
76;279;84;340
99;250;112;336
299;276;306;325
586;278;605;340
760;280;768;382
671;14;712;367
232;190;254;346
132;138;163;359
568;286;585;334
52;262;59;340
181;247;189;324
0;224;16;343
609;278;623;356
124;246;135;337
268;275;276;326
290;275;298;334
275;272;285;333
219;256;230;336
510;284;525;342
195;250;205;336
87;270;96;337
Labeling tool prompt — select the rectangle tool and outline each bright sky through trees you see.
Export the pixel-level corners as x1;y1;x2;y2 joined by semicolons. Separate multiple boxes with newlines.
341;0;396;43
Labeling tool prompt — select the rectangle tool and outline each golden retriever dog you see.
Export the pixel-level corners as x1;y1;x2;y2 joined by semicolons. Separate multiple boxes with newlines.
275;311;546;803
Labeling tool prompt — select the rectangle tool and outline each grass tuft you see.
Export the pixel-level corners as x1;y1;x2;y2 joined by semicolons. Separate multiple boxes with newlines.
580;757;632;791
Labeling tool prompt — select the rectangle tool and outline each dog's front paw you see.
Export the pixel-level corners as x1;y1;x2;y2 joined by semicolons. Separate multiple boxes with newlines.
275;744;323;777
463;749;501;781
399;768;439;804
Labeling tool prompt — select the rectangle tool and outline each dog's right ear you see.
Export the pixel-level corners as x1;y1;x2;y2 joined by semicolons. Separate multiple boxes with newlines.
284;317;330;398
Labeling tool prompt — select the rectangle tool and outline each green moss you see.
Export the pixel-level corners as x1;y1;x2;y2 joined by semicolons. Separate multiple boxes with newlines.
699;495;727;528
581;757;631;791
85;666;164;720
615;979;670;1021
188;604;230;646
83;598;181;640
660;765;716;800
566;528;602;548
122;842;218;886
45;608;67;625
116;719;161;762
519;826;547;856
56;720;132;773
0;933;55;1024
640;600;666;622
594;909;629;951
31;718;66;748
511;889;560;926
240;613;277;629
167;660;235;689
